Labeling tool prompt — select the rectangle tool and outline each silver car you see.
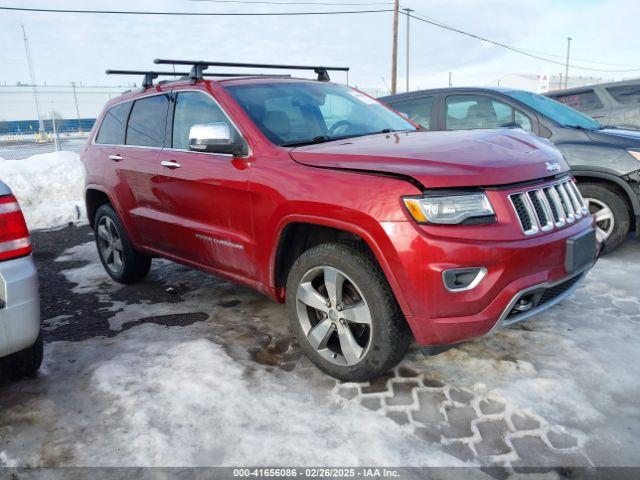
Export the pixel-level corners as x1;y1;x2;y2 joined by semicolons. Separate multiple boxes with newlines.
0;180;42;379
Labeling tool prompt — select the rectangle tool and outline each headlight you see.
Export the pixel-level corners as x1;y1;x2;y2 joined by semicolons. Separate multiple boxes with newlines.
403;193;495;225
628;150;640;162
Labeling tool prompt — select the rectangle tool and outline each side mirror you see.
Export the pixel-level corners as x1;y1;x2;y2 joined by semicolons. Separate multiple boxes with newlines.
188;122;245;156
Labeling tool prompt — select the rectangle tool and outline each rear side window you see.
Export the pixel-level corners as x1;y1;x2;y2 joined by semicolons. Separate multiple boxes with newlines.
126;94;170;147
606;84;640;105
552;90;603;111
172;91;240;150
95;102;130;145
388;97;433;129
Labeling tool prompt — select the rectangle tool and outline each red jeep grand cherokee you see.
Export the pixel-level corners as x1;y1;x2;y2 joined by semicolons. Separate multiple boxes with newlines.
82;61;597;381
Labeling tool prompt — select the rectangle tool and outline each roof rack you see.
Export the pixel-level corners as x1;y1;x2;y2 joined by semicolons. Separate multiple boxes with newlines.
105;69;292;88
153;59;350;82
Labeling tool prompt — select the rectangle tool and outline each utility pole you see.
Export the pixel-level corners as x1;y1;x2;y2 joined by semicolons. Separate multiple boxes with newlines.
564;37;572;89
390;0;399;94
21;24;44;133
448;72;452;88
403;8;413;92
71;81;82;133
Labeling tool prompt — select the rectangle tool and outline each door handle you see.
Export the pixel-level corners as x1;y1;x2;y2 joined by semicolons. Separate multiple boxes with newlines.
161;160;181;169
592;114;606;118
108;154;123;162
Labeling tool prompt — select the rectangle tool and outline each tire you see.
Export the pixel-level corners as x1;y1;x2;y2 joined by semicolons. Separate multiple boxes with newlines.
0;332;43;380
578;182;630;254
94;204;151;283
285;243;412;382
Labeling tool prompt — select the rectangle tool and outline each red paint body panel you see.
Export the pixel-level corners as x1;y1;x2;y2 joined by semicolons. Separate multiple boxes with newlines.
289;129;567;188
82;78;596;346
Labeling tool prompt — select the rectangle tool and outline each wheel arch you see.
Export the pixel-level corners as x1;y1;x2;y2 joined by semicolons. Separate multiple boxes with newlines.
85;186;114;228
572;171;639;227
270;216;413;317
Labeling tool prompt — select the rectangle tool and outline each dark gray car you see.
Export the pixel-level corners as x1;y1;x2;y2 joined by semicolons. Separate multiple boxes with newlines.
546;79;640;131
380;87;640;253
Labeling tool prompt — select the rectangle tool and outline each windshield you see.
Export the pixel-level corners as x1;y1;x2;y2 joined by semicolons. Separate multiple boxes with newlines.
505;90;602;130
224;82;416;146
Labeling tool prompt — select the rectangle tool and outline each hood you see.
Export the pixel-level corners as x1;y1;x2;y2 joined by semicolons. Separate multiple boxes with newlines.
289;129;568;189
586;128;640;147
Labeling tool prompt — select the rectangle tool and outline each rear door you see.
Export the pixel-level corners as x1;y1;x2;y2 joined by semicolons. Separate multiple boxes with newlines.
113;93;170;249
155;88;254;277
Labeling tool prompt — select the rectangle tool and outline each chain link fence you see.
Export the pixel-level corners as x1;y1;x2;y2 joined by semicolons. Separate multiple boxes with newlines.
0;83;135;160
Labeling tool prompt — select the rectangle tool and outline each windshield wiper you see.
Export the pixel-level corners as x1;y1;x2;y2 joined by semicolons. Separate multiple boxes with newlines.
282;135;331;147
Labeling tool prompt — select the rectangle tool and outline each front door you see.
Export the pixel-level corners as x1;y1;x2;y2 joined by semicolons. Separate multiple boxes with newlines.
155;89;255;278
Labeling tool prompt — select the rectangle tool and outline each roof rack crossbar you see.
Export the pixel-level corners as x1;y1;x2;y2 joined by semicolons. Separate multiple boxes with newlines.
105;69;291;87
154;59;349;82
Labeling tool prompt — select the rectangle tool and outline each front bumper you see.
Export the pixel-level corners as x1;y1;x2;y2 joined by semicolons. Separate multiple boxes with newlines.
382;215;596;345
0;255;41;358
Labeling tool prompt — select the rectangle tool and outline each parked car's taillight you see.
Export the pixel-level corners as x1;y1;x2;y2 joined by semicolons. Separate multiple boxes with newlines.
0;195;32;261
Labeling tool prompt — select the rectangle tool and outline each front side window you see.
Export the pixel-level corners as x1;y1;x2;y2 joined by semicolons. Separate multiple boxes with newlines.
172;91;241;150
505;90;602;130
96;102;130;145
125;94;170;147
445;95;531;131
224;82;415;146
552;90;603;111
387;96;434;129
606;84;640;105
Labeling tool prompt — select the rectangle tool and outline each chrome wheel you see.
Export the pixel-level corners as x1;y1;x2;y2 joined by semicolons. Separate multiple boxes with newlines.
585;197;615;243
97;216;124;274
295;266;373;367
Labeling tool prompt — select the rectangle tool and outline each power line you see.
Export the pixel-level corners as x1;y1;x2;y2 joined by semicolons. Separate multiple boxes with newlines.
0;5;392;16
407;9;637;68
403;9;640;73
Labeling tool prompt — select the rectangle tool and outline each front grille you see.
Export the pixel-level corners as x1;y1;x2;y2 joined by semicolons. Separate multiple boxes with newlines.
509;178;588;236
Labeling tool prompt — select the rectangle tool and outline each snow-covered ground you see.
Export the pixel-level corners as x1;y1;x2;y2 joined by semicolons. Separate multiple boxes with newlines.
1;227;638;471
0;151;639;471
0;151;86;230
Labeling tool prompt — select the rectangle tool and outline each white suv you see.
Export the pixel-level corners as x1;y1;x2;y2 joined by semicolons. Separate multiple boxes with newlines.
0;180;42;379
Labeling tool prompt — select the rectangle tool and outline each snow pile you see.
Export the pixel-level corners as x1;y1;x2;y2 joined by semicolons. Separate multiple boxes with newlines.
0;323;462;467
0;151;85;230
84;328;458;467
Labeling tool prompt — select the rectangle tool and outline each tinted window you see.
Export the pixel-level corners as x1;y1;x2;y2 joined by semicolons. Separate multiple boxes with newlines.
225;82;415;146
505;90;602;130
96;102;130;145
606;84;640;105
445;95;531;131
125;94;170;147
172;91;240;150
388;97;433;129
552;90;603;111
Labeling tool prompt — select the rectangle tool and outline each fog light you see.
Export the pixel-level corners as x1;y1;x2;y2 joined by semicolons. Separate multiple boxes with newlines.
442;267;487;292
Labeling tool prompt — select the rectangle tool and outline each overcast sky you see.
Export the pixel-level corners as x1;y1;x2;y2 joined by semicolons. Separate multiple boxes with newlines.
1;0;639;120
